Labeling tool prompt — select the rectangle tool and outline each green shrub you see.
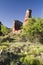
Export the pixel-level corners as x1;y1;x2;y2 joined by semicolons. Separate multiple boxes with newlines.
22;18;43;43
20;55;41;65
1;24;10;35
10;60;17;65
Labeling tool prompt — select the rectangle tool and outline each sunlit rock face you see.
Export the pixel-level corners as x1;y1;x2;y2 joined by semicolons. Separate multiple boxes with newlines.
11;20;23;33
23;9;32;26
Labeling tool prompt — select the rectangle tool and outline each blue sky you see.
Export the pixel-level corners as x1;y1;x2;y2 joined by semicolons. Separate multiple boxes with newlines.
0;0;43;28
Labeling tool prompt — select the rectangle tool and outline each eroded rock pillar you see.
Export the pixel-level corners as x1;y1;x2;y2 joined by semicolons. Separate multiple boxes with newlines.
23;9;32;26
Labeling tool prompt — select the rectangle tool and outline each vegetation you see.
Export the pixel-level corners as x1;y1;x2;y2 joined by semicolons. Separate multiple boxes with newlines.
0;18;43;65
21;18;43;43
20;55;41;65
1;24;10;35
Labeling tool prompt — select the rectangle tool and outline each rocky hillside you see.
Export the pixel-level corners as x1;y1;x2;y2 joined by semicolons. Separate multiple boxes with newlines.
0;18;43;65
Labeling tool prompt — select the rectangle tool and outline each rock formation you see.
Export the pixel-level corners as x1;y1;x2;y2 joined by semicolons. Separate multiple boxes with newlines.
12;20;23;33
11;9;32;33
23;9;32;26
